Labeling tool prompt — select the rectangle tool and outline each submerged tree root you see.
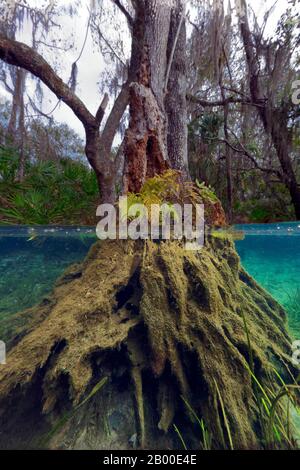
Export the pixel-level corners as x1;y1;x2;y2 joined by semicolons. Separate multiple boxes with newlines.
0;238;297;449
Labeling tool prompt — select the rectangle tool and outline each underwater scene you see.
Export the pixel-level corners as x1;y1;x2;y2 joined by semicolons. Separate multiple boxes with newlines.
235;222;300;339
0;226;96;319
1;223;299;337
0;223;299;449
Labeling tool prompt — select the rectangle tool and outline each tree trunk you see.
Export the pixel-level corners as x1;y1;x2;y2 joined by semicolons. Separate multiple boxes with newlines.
239;6;300;219
85;127;116;205
165;0;189;177
16;92;26;182
220;82;233;223
7;67;26;181
123;0;170;192
269;109;300;219
123;0;189;193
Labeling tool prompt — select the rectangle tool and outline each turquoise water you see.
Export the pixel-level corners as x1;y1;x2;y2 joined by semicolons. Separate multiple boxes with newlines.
0;226;96;317
0;223;299;339
235;222;300;338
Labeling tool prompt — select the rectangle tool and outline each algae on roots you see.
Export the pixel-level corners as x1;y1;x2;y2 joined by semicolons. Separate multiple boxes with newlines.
0;238;296;449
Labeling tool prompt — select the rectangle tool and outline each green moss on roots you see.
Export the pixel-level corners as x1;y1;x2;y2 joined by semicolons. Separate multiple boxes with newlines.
0;238;296;449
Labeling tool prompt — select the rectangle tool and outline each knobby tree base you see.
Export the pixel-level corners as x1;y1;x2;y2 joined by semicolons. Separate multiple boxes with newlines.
0;237;296;449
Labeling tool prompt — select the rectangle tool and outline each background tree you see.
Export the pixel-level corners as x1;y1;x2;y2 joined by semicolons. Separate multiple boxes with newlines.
187;0;300;222
0;0;70;181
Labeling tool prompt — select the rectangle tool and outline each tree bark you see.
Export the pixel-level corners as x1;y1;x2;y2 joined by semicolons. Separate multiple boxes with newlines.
220;81;233;223
17;85;26;182
123;0;170;193
165;0;189;177
123;0;189;193
6;67;26;181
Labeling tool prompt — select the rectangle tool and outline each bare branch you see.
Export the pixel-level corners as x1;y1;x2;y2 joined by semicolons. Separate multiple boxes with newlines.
27;94;56;121
228;128;282;177
187;93;265;109
0;34;95;128
96;93;109;125
35;40;73;52
100;82;129;154
95;24;127;66
111;0;133;28
0;70;14;94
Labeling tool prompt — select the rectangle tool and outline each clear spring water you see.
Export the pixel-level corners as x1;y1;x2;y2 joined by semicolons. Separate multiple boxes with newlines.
0;223;299;338
235;221;300;338
0;226;96;320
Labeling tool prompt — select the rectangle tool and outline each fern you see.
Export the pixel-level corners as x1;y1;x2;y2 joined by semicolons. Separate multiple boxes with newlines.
121;170;219;223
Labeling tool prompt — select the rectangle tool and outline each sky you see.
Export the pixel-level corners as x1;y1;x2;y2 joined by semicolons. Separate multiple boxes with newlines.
0;0;297;139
